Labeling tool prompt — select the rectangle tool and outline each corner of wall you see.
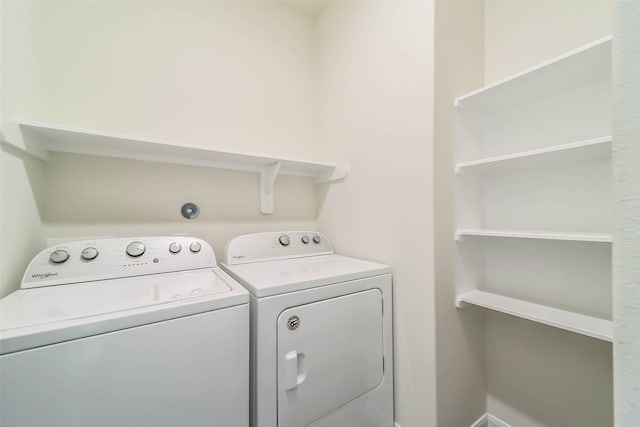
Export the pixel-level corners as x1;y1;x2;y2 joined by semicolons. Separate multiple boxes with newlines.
434;1;487;426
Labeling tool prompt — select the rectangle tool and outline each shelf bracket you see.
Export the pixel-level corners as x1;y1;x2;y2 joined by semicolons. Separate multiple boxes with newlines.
260;161;281;215
455;297;471;309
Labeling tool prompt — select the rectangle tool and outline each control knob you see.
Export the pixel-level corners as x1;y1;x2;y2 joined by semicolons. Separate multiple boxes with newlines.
81;247;99;261
312;235;321;244
169;242;182;254
301;235;310;244
49;249;70;264
126;241;146;257
279;235;291;246
190;242;202;253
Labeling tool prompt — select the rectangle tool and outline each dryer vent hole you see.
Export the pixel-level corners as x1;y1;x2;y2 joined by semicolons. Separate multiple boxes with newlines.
181;203;200;220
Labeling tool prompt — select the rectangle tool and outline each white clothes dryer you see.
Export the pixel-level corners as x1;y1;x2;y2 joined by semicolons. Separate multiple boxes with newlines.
222;231;394;427
0;236;249;427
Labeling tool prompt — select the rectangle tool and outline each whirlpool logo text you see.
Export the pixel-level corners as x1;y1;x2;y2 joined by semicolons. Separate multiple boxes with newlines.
32;272;58;280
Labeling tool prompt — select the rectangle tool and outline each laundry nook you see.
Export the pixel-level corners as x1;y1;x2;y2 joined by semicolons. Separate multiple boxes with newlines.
0;1;638;427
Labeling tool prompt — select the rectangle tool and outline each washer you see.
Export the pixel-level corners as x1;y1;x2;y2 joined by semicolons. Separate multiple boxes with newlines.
0;236;249;427
222;231;394;427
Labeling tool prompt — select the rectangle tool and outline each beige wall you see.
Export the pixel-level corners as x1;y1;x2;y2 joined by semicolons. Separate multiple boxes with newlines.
4;0;319;158
483;1;614;426
316;2;436;426
613;2;640;425
0;1;47;298
0;0;323;295
485;0;613;82
41;153;319;259
434;1;487;426
486;313;613;427
0;146;46;297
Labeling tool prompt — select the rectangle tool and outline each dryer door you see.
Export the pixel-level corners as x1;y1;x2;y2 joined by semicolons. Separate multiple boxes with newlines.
277;289;384;427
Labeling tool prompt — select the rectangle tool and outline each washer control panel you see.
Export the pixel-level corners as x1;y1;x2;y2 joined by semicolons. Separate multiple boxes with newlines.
224;231;333;266
22;236;216;289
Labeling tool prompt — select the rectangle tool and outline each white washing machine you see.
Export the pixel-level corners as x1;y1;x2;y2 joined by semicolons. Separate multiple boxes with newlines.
221;231;394;427
0;236;249;427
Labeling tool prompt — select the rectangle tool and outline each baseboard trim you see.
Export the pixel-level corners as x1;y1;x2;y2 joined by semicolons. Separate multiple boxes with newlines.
470;413;512;427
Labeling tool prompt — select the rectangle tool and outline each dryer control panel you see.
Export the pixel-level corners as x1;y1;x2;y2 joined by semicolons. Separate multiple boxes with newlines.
22;236;215;288
224;231;333;265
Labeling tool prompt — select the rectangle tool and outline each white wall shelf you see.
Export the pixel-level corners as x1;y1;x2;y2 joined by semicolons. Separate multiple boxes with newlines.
456;290;613;342
455;229;612;243
455;136;611;175
4;120;349;214
454;35;612;111
455;36;613;341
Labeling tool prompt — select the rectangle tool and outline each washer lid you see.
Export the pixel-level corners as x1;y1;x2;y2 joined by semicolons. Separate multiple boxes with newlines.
222;254;391;298
0;268;248;355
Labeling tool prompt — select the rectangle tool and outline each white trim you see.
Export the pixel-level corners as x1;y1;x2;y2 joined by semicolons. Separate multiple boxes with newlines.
470;413;512;427
470;413;489;427
487;414;512;427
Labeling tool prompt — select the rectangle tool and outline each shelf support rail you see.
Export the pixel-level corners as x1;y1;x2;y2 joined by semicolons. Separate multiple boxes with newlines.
260;161;281;215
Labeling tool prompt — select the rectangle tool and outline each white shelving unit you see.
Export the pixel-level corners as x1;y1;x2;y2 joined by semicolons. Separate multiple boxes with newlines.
3;120;349;214
454;36;613;341
455;290;613;342
455;229;612;243
455;136;611;175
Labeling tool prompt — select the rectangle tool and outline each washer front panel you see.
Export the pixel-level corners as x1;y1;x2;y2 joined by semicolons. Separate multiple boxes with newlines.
0;305;249;427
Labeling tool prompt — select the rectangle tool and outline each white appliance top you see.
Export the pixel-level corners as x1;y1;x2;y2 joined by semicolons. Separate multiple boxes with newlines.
0;237;248;354
222;232;391;298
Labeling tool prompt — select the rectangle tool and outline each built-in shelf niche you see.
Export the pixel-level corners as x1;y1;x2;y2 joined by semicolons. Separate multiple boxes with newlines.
455;36;613;341
2;120;349;214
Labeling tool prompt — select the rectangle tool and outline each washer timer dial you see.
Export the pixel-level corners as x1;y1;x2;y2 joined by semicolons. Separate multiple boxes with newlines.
126;241;146;258
81;247;99;261
49;249;70;264
279;235;291;246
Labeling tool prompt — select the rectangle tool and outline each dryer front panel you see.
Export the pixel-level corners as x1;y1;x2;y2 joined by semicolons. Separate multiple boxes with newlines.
276;289;384;427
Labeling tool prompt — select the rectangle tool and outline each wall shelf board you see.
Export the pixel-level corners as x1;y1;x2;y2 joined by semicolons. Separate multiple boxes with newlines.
454;36;611;111
455;229;612;243
455;136;611;174
456;290;613;342
5;120;349;214
10;121;348;182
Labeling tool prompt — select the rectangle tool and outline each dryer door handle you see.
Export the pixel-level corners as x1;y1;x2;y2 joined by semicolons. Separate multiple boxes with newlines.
284;351;307;391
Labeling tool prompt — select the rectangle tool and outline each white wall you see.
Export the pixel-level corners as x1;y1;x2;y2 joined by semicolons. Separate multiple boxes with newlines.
434;1;487;426
613;1;640;425
1;0;323;296
316;2;436;426
483;1;614;426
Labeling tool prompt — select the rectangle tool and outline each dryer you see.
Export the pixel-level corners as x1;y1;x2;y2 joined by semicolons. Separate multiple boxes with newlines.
0;236;249;427
222;231;394;427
